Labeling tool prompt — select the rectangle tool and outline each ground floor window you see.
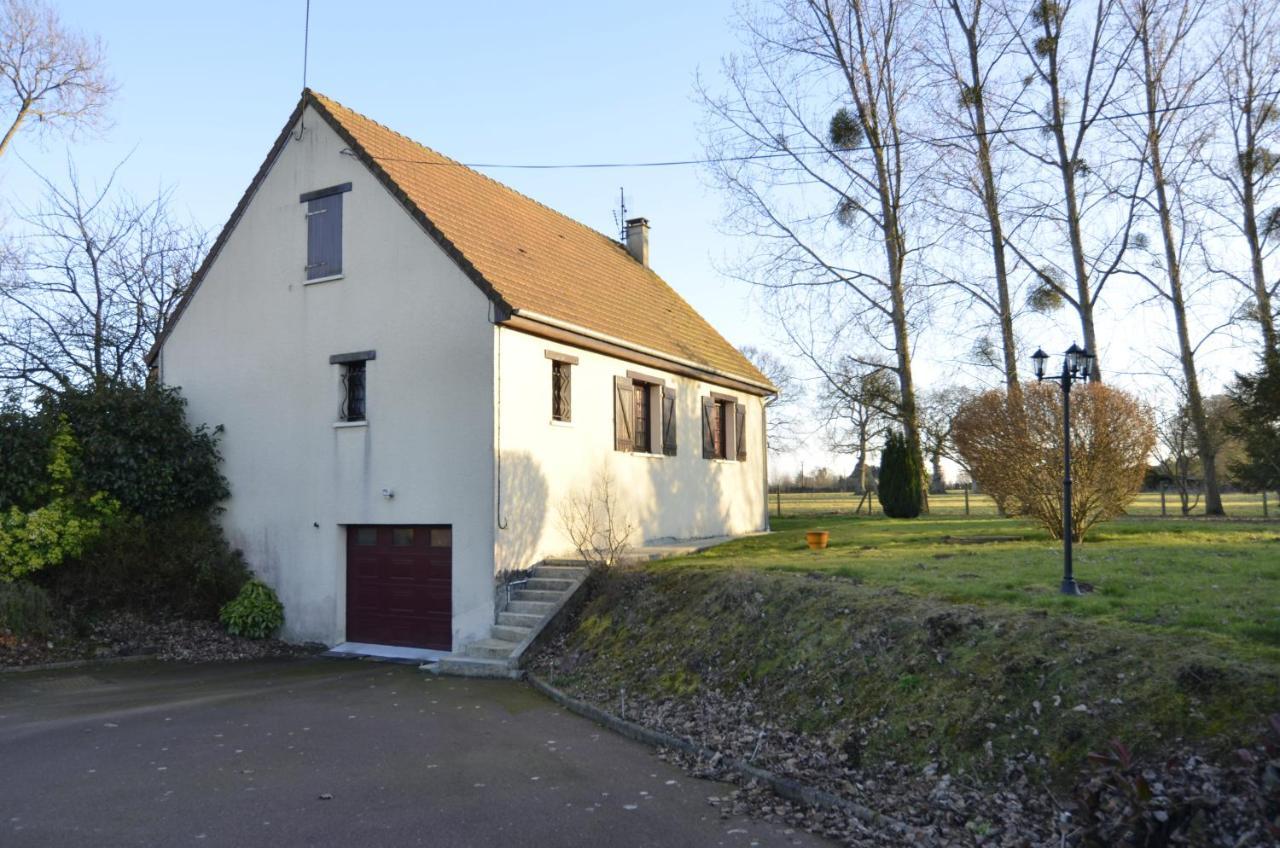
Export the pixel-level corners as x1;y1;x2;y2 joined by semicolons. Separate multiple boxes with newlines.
703;394;746;461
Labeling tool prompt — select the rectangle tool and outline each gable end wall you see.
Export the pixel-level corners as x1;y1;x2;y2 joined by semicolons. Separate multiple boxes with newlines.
159;106;496;647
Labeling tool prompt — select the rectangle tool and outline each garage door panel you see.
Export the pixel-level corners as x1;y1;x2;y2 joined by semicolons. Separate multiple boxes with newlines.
346;524;452;650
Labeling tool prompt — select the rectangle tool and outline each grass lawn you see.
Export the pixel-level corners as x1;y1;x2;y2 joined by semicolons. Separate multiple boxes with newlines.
670;496;1280;662
548;492;1280;779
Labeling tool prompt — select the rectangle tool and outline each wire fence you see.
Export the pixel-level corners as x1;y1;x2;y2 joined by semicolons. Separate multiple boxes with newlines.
769;489;1280;520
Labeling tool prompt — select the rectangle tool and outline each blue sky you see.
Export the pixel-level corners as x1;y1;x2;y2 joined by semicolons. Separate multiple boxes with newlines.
4;1;760;349
3;1;1249;479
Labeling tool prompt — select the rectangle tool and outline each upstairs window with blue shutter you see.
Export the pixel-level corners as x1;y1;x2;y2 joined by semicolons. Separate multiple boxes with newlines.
301;183;351;281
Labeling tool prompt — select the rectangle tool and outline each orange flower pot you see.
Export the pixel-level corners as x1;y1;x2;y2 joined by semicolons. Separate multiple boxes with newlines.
805;530;829;550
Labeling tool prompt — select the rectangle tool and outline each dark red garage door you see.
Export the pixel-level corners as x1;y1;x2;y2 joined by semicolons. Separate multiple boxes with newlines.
346;525;452;650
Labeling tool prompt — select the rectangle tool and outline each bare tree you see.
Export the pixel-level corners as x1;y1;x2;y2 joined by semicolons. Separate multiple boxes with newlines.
0;0;113;158
741;344;803;452
919;385;975;493
1117;0;1224;514
557;468;635;568
926;0;1025;402
1001;0;1140;380
702;0;932;506
1155;399;1202;515
0;159;205;393
820;356;898;497
1198;0;1280;355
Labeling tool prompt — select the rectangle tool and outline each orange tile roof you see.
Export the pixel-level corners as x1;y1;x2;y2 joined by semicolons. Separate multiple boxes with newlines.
306;91;771;392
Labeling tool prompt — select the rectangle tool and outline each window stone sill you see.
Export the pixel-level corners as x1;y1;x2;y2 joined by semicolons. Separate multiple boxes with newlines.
305;273;345;286
333;420;368;429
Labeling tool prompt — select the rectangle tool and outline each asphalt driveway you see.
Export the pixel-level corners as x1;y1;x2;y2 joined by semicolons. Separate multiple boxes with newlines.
0;658;829;847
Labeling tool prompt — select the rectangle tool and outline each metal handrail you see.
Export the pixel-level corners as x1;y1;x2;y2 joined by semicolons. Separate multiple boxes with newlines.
505;577;529;610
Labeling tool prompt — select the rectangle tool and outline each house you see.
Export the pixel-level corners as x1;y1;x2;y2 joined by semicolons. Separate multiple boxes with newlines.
148;90;774;659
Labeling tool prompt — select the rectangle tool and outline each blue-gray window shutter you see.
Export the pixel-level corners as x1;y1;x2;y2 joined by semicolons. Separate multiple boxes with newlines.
306;193;343;279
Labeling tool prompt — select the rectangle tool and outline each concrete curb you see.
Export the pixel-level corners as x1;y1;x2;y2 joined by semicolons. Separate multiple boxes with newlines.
526;673;902;832
0;652;156;675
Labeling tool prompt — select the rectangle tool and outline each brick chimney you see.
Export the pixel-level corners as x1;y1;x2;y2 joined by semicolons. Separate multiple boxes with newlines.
624;217;650;267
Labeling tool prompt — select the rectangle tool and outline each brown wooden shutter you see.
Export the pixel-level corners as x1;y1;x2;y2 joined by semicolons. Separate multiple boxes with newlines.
614;376;634;452
661;388;677;456
735;403;747;461
564;364;571;421
701;397;715;458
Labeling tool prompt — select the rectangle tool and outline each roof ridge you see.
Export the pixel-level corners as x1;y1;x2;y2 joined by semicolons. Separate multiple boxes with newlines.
308;89;640;265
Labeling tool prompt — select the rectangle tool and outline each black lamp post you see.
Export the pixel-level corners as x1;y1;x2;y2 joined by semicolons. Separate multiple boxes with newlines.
1031;342;1096;595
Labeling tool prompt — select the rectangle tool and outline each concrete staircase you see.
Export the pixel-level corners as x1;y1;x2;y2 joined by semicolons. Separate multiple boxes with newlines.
425;561;589;678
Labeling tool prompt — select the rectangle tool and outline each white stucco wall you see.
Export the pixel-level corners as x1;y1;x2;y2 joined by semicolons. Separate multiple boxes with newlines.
158;106;496;647
494;325;769;573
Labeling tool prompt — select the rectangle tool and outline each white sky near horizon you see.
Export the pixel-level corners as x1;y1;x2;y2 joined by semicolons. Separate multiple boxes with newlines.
1;1;1263;483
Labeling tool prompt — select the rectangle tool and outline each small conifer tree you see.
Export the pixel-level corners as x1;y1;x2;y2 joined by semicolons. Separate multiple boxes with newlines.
877;431;923;519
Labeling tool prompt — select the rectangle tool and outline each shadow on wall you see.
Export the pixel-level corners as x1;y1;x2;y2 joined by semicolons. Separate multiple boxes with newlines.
641;454;733;542
496;450;548;575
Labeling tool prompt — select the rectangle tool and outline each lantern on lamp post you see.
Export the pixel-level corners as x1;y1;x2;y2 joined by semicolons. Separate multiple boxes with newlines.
1032;342;1096;595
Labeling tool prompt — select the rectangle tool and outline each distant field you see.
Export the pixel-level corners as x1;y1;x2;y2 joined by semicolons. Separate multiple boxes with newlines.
770;489;1280;519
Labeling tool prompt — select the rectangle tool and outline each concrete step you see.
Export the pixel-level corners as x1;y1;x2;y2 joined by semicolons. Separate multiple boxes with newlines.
464;639;517;660
532;565;589;581
524;577;573;592
540;558;591;568
506;600;554;616
512;589;562;603
497;611;544;628
425;657;521;679
491;624;533;643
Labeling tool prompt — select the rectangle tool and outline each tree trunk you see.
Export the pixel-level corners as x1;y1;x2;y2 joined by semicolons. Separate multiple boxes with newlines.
1139;2;1224;515
0;105;29;159
953;0;1021;404
1053;116;1102;377
866;109;926;511
1241;141;1278;354
929;452;946;494
856;435;869;495
1041;12;1103;379
820;0;927;513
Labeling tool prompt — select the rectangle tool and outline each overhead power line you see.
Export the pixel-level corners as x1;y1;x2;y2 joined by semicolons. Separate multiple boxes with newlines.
358;88;1280;172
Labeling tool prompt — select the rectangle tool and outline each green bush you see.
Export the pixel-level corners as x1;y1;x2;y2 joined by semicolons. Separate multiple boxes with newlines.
37;511;251;620
0;581;54;638
0;400;50;512
1;421;121;582
42;383;229;520
877;431;924;519
220;580;284;640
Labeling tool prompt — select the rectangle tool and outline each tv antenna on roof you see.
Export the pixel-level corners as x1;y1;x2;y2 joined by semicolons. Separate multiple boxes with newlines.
612;187;628;242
